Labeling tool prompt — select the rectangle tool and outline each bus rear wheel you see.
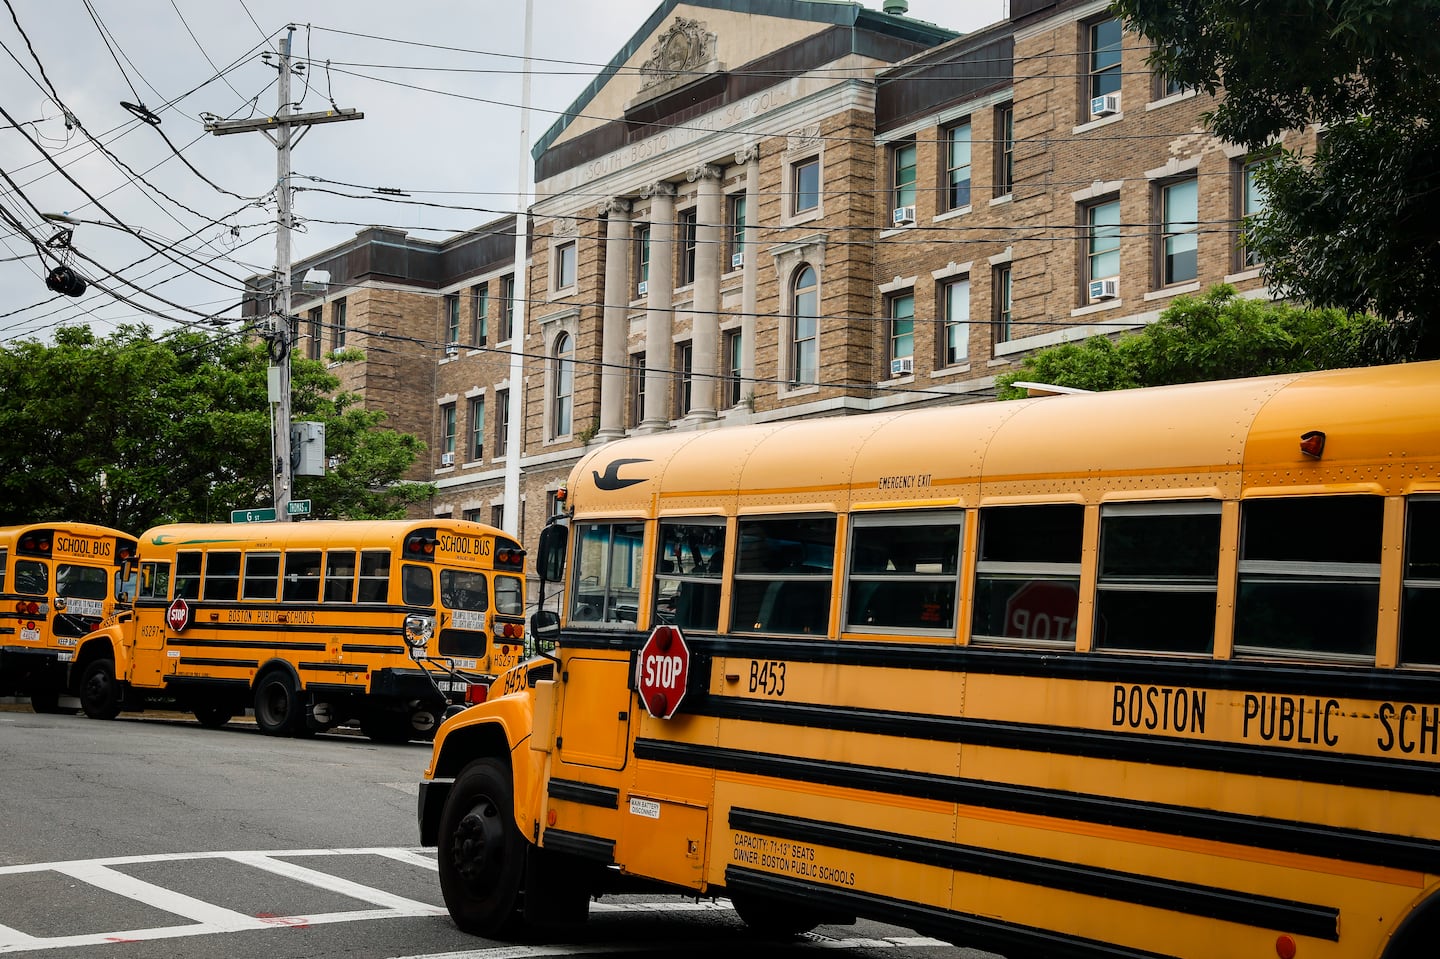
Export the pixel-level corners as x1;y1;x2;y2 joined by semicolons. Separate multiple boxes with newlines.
730;890;824;938
79;659;123;720
253;672;302;736
437;758;525;936
193;705;234;729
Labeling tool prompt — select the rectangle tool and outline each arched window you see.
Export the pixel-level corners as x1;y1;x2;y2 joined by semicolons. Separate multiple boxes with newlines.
790;265;818;385
552;331;573;436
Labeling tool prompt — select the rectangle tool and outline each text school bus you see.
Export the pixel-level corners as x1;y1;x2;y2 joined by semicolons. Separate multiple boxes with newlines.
0;523;138;713
75;519;526;742
419;362;1440;959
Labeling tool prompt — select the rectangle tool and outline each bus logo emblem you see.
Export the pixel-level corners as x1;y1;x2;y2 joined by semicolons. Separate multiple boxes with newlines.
166;597;191;633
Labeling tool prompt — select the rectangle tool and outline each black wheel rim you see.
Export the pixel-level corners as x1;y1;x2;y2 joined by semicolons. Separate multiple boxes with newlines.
84;667;110;705
450;796;503;888
259;683;288;725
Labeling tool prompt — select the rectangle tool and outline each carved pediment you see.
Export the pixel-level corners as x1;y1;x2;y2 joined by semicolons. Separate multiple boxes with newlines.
640;18;717;89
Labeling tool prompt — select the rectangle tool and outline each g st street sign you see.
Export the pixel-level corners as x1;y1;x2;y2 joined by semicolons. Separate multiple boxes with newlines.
231;508;277;523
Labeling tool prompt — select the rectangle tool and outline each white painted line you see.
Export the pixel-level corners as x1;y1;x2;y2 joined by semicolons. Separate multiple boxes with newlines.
52;862;253;927
230;852;441;912
0;847;431;875
385;932;954;959
372;848;440;872
590;899;735;913
0;924;39;952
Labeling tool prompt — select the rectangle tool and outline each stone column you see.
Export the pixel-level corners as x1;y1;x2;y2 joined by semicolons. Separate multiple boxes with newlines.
598;197;631;441
686;164;723;421
641;180;677;432
736;144;761;401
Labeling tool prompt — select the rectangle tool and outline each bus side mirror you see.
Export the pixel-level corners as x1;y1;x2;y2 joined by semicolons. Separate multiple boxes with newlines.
536;524;567;586
530;609;560;644
122;559;134;583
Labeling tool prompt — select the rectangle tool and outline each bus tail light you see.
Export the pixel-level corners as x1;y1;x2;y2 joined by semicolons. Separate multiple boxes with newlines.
1275;935;1297;959
15;601;39;615
496;546;526;570
405;535;438;558
498;621;524;640
1299;430;1325;458
465;683;488;705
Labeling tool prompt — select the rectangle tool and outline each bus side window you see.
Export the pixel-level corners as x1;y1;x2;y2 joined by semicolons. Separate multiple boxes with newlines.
357;549;391;603
1236;495;1382;660
203;551;242;601
325;550;356;602
139;562;170;601
1401;497;1440;665
0;547;7;590
14;559;48;596
175;552;202;599
846;513;962;633
731;515;836;634
970;504;1083;647
402;564;434;606
242;553;281;600
283;551;323;602
654;519;725;630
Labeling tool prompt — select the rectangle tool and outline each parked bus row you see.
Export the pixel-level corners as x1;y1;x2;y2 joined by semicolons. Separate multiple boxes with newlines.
420;362;1440;959
0;519;526;743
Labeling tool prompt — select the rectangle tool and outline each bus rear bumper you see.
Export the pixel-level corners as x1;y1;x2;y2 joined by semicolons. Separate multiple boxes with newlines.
0;647;67;694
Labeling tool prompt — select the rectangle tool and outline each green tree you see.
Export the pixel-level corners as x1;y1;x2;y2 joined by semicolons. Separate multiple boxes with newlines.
1113;0;1440;359
0;326;432;529
994;285;1385;399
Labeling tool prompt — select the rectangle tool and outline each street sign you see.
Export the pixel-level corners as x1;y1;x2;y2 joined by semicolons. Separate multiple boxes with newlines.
286;499;311;516
231;508;277;523
635;624;690;720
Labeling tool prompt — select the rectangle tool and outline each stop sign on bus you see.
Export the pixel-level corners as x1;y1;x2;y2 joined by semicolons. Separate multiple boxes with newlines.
166;597;191;633
635;624;689;719
1003;581;1078;643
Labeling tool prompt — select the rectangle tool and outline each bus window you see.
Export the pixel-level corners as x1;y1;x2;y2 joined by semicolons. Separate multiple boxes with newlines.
403;565;435;606
204;551;241;601
175;552;201;599
654;520;724;630
441;569;488;611
495;575;523;616
971;504;1082;646
846;512;961;633
242;553;281;600
1235;495;1382;659
0;547;7;589
56;564;107;600
571;522;644;623
357;550;391;603
139;562;170;601
14;560;48;595
325;550;356;602
1094;502;1220;654
1401;497;1440;665
732;516;836;635
282;551;322;602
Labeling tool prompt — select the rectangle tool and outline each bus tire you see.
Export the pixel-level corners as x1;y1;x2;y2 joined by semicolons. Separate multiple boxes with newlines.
253;672;301;736
79;659;123;721
437;758;526;936
193;705;234;729
730;891;823;938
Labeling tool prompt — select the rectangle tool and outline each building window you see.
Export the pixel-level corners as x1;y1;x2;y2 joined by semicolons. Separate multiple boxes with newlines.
630;353;645;427
463;508;482;523
678;209;698;286
495;388;509;457
1239;156;1272;268
440;403;456;457
307;307;322;360
445;294;461;345
491;504;505;528
552;331;573;437
469;397;484;461
1160;177;1198;285
944;121;972;211
941;278;969;366
555;241;576;290
635;225;651;293
793;156;820;214
500;274;515;341
723;329;743;407
1155;46;1189;99
1088;18;1123;104
472;282;489;346
791;264;818;385
888;292;914;373
1087;198;1121;285
891;139;917;215
993;266;1012;343
674;341;693;417
333;298;347;349
728;194;746;267
995;104;1014;197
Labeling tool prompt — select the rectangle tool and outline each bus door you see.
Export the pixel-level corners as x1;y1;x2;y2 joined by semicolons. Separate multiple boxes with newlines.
130;560;172;686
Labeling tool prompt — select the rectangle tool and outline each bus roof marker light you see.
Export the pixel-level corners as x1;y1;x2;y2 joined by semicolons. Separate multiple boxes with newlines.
1275;934;1297;959
1300;430;1326;458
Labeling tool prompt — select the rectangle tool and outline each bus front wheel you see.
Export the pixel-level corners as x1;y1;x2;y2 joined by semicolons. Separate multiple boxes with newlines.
79;659;122;720
253;672;302;736
193;705;234;729
437;758;525;936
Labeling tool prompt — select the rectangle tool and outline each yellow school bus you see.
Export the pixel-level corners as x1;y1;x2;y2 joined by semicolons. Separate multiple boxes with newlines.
75;519;527;742
0;523;138;713
419;362;1440;958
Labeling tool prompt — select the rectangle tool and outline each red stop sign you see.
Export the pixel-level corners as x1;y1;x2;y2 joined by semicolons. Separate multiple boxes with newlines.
1003;581;1078;643
166;597;191;633
635;624;690;720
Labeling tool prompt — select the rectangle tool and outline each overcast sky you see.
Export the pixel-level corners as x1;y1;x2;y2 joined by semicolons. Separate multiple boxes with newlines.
0;0;1006;343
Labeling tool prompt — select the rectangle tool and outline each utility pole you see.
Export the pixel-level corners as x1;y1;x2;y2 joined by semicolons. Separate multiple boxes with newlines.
503;0;534;538
205;26;362;520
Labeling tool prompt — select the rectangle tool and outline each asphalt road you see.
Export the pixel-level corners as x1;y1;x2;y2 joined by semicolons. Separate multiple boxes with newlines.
0;705;1004;959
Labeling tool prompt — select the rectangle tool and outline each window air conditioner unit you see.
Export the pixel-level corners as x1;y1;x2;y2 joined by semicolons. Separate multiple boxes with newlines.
637;280;649;296
1090;93;1121;118
1088;277;1119;301
892;205;916;226
444;344;459;356
730;252;744;270
440;452;455;466
890;356;914;376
